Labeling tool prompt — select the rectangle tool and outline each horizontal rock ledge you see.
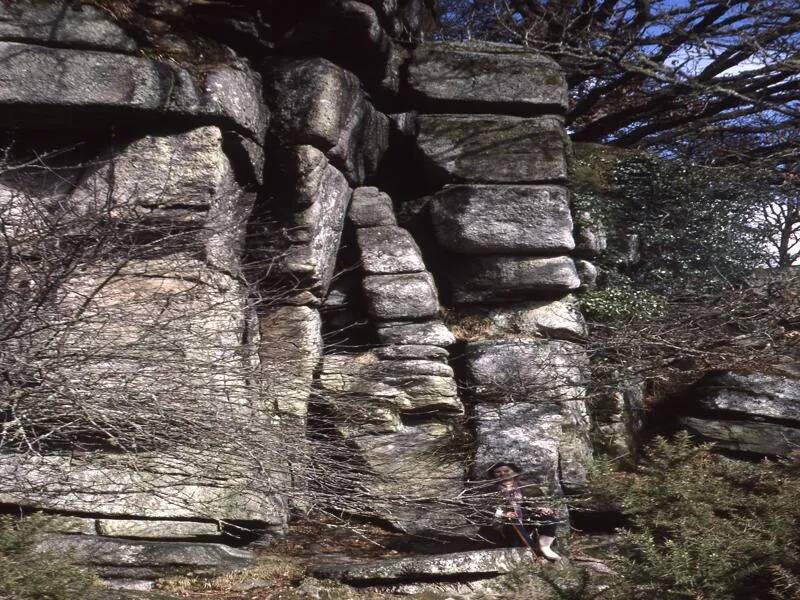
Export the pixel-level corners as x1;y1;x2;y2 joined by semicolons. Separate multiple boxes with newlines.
406;41;568;115
430;184;575;254
363;272;440;320
415;114;567;185
0;42;266;141
448;256;581;304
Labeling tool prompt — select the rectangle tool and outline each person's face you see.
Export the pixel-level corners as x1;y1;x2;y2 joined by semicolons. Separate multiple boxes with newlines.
492;465;518;482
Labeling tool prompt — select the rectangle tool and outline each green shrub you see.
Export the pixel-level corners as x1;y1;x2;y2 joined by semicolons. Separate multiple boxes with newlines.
591;433;800;599
0;514;98;600
580;273;667;322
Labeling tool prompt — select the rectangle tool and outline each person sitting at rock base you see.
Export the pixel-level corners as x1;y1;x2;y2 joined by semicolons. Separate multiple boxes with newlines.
488;462;562;561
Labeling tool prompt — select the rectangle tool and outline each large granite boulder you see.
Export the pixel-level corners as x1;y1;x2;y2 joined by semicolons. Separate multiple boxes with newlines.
281;160;352;296
265;57;389;184
35;535;254;581
694;371;800;423
0;1;137;52
258;305;323;419
312;548;531;582
484;296;588;341
680;417;800;455
449;256;581;304
465;340;587;404
0;43;266;139
430;184;575;254
349;186;397;227
406;42;567;114
69;126;250;274
677;371;800;455
356;226;426;274
415;115;567;185
0;453;288;526
348;422;469;535
363;272;440;320
319;353;462;414
376;320;456;346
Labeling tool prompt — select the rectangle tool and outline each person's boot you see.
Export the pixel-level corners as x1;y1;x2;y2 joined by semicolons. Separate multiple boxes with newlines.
538;535;561;561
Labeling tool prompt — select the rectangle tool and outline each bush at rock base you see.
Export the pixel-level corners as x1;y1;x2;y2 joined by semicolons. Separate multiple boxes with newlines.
0;515;99;600
591;432;800;599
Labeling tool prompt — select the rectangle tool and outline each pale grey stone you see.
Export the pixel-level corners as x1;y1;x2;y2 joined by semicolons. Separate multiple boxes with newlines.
575;259;598;290
35;535;253;579
363;272;439;320
376;321;456;346
407;42;567;114
258;306;322;419
0;2;137;52
349;187;397;227
465;340;587;403
416;115;567;185
574;210;608;257
312;548;531;582
69;127;249;274
450;256;581;304
96;519;220;539
430;184;574;254
696;372;800;423
680;417;800;455
282;164;352;296
473;402;563;497
357;226;425;274
0;43;265;139
202;64;268;142
43;515;97;535
374;345;449;362
265;57;389;184
349;423;468;535
319;354;462;414
0;453;288;524
485;296;588;341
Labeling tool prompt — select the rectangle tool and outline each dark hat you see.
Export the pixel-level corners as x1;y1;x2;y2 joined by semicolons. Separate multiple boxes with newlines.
486;462;522;479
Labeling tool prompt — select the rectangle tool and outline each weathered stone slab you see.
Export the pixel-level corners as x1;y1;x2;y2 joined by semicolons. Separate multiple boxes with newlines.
0;43;265;139
265;57;389;184
407;42;567;114
0;453;288;525
349;187;397;227
312;548;530;582
695;372;800;423
0;1;137;52
376;321;456;346
375;345;449;362
464;340;587;403
96;519;220;539
357;226;426;274
450;256;581;304
485;296;588;341
430;184;574;254
258;306;323;419
416;115;567;185
35;535;253;580
473;402;563;497
680;417;800;455
363;272;439;320
575;259;598;290
282;164;352;296
319;354;462;414
351;423;468;535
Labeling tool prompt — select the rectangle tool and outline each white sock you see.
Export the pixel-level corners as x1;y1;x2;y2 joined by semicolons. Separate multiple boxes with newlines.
538;535;561;560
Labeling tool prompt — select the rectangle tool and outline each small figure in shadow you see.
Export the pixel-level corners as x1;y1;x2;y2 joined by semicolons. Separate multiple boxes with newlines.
487;462;562;561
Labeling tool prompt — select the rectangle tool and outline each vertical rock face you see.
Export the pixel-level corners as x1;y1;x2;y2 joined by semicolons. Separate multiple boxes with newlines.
0;4;599;577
